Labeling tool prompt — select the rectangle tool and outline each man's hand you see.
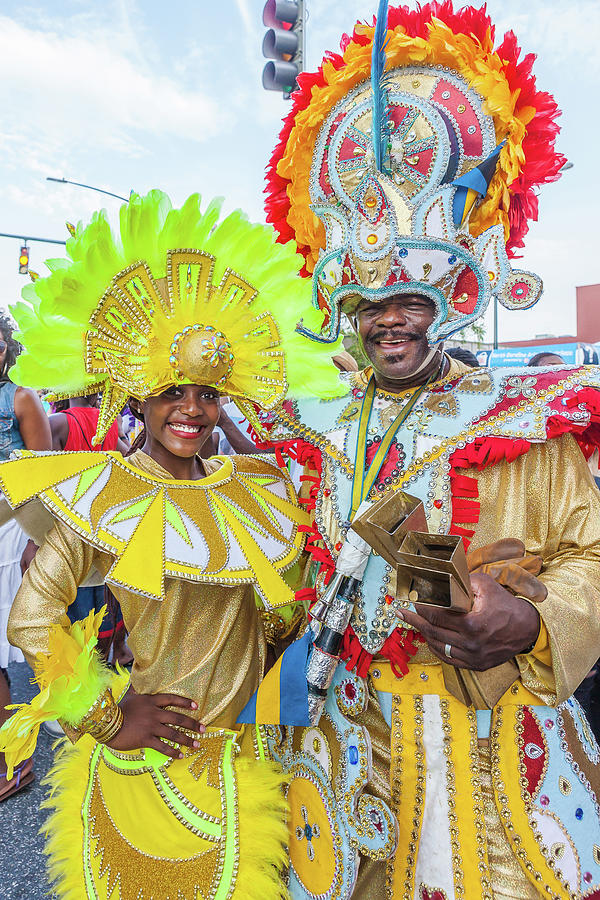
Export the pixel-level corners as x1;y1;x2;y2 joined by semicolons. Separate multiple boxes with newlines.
106;690;205;758
398;573;541;671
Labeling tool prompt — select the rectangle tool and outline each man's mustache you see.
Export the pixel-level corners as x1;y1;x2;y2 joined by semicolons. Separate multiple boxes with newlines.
365;331;423;344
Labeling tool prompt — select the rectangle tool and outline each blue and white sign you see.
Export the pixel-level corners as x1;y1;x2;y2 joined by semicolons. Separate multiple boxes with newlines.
477;342;600;368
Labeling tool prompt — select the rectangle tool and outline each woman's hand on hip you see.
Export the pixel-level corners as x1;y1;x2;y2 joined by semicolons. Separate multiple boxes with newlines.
106;689;205;758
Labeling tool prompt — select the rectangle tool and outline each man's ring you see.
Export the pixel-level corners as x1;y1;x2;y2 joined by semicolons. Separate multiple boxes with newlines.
444;643;452;659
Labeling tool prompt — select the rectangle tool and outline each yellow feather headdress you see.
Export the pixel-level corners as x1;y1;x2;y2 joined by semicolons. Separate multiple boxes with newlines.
11;190;344;443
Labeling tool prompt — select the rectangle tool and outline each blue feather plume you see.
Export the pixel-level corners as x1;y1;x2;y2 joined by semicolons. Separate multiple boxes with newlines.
371;0;391;173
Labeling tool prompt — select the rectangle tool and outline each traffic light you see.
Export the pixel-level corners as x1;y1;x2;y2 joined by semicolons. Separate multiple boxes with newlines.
262;0;304;98
18;245;29;275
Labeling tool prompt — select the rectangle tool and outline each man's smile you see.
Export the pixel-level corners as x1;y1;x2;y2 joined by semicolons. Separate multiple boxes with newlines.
370;332;421;352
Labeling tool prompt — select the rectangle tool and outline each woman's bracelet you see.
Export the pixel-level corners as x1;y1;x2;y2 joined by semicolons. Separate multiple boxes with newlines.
77;688;124;744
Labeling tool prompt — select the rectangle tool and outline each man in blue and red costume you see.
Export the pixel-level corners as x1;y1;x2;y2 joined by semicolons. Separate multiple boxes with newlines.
241;3;600;899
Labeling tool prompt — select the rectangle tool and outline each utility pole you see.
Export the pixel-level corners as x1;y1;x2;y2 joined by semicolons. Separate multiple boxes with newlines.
0;232;66;246
0;232;67;276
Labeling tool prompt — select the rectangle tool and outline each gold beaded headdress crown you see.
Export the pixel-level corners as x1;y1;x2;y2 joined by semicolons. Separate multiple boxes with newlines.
265;1;565;345
11;191;344;442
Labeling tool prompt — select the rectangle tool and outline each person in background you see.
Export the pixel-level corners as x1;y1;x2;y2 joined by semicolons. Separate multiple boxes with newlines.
446;346;479;367
204;397;259;456
528;351;566;366
0;312;51;800
49;394;129;453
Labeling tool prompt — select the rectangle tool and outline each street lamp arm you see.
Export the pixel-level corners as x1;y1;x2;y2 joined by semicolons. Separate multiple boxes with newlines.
0;232;66;246
46;177;129;202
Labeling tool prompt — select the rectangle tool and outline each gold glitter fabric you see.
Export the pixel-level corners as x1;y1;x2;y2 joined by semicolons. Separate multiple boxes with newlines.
8;451;266;728
470;432;600;705
477;743;540;899
6;449;294;899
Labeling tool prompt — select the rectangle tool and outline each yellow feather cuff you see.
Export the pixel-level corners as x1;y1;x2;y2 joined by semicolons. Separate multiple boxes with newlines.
0;607;114;780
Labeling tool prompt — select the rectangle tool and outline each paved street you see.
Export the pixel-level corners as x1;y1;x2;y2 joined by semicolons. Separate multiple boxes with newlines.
1;661;57;900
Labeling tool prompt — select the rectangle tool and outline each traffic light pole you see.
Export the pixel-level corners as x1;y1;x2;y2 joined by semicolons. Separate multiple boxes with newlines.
262;0;306;97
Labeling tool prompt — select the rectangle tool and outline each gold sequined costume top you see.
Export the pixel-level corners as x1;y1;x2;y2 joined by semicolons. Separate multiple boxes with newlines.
9;451;272;727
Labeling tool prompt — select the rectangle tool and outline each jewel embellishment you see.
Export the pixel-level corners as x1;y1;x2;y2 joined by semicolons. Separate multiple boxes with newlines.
295;805;321;861
525;742;544;760
506;375;537;400
200;332;231;368
421;887;448;900
558;775;571;795
369;807;384;834
424;392;458;417
169;323;235;388
511;281;530;299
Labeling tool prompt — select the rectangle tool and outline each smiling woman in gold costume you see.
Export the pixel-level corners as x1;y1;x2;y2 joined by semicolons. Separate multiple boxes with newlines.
0;189;344;899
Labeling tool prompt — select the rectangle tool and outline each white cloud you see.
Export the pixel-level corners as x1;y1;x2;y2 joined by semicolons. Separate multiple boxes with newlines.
306;0;600;72
0;14;223;165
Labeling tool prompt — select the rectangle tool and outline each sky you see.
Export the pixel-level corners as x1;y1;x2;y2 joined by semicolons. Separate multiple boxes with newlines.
0;0;598;345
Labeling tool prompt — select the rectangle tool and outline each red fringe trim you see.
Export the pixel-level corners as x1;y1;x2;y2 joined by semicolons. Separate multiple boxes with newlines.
340;623;424;678
282;438;337;583
448;386;600;547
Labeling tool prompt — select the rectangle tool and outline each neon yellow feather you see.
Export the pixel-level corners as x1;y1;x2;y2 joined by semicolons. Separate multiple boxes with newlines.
40;729;289;899
0;608;113;780
11;191;345;434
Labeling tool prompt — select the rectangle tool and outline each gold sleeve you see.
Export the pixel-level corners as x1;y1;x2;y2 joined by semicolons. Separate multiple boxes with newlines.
7;520;98;669
474;433;600;705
